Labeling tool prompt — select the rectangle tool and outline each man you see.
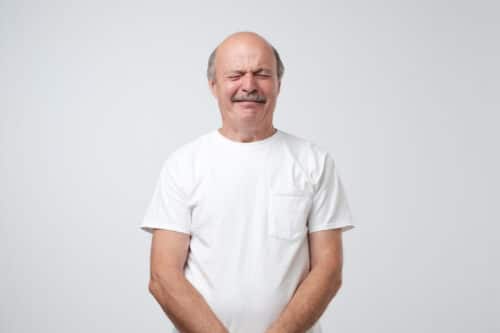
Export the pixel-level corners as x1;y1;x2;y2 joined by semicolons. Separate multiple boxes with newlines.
140;31;355;333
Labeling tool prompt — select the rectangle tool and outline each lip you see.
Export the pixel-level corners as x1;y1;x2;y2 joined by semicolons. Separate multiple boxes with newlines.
234;100;265;104
235;101;263;108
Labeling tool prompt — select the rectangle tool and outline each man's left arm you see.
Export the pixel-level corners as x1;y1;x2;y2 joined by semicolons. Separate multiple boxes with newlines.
266;228;344;333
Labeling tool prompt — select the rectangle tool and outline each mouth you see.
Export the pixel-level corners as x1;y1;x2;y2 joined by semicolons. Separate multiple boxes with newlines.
233;100;265;104
234;101;265;108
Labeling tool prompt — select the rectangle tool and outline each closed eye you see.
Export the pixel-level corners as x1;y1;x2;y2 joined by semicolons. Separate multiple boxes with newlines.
254;69;273;78
226;71;271;80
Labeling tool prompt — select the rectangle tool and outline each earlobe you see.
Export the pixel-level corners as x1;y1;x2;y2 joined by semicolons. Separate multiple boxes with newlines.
208;80;216;97
208;80;217;98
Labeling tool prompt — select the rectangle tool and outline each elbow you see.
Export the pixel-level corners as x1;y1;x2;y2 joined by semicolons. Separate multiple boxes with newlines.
148;270;166;296
148;271;170;296
325;277;342;298
328;270;343;293
148;269;181;296
335;277;343;290
333;268;343;285
148;278;159;296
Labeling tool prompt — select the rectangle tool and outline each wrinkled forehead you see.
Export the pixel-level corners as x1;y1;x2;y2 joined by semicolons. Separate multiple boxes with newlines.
216;42;276;72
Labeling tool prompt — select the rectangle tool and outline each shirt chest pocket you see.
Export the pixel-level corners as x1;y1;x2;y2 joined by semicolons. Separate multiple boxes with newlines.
268;191;312;240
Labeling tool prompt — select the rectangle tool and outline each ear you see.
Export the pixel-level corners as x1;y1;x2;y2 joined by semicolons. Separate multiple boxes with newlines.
208;79;217;98
277;79;281;95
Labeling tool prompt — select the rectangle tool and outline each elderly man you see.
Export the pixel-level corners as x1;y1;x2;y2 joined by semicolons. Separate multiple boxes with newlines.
140;31;354;333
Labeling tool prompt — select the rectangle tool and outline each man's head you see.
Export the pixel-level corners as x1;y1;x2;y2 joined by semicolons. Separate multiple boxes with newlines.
207;32;284;131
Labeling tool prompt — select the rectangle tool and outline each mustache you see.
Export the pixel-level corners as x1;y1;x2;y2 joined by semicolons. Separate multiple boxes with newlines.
231;94;266;103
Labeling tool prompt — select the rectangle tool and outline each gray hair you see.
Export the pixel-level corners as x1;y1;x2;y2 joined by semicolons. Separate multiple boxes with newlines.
206;46;285;82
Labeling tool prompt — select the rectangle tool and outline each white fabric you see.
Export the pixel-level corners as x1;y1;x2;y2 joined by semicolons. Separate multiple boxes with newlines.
140;128;355;333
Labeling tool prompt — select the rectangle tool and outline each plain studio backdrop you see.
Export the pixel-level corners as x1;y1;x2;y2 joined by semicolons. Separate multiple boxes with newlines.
1;1;498;332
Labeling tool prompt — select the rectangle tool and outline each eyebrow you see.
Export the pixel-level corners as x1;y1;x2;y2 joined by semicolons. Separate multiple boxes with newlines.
224;68;273;76
254;68;273;74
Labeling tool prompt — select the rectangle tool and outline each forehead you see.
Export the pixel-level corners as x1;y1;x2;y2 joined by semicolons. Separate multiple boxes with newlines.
216;40;276;71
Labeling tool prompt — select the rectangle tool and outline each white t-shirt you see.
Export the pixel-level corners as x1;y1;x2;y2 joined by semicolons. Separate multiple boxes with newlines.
140;128;355;333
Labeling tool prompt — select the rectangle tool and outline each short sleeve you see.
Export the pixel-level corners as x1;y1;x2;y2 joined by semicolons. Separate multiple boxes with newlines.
139;159;192;235
307;153;355;233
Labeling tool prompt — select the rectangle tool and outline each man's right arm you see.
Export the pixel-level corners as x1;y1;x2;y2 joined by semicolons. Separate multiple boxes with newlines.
148;229;228;333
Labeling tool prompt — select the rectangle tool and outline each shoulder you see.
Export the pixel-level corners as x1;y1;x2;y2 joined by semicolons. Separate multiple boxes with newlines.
279;130;334;170
279;130;330;155
162;131;212;169
277;130;339;191
152;131;214;200
156;131;213;193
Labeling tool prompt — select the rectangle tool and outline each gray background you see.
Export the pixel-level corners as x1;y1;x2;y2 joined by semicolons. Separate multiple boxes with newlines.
1;0;499;332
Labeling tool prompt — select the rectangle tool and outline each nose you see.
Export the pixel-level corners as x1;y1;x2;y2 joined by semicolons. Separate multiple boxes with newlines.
241;73;257;93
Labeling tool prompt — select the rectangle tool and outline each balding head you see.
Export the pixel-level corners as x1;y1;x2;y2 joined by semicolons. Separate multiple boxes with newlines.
207;31;284;82
207;31;281;134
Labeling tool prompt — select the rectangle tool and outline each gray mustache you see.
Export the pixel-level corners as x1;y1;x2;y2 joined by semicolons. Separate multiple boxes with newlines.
232;95;266;103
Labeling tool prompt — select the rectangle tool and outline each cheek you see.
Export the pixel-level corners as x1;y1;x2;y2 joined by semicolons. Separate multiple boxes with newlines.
260;81;279;96
221;83;239;100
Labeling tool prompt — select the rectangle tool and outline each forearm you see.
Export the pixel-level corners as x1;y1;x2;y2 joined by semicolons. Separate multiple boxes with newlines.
149;269;228;333
266;267;342;333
